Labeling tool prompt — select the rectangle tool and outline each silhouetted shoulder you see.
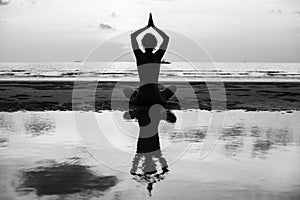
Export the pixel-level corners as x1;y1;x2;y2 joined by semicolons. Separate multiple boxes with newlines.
154;49;166;59
133;49;143;57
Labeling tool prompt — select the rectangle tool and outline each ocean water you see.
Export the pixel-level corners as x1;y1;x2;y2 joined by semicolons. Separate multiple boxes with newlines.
0;110;299;199
0;62;299;82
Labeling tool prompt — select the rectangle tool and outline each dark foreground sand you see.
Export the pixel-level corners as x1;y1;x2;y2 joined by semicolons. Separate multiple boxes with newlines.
0;81;299;111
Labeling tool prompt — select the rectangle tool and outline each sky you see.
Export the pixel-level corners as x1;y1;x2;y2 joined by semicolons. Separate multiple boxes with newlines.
0;0;299;62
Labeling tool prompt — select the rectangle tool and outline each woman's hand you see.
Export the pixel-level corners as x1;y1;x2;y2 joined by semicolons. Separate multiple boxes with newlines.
131;26;148;38
147;13;155;27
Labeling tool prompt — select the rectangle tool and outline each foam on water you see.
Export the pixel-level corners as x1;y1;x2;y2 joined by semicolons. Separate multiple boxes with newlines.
0;62;299;82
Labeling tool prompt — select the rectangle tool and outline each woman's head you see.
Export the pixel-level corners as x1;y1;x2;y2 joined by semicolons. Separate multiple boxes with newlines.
141;33;157;49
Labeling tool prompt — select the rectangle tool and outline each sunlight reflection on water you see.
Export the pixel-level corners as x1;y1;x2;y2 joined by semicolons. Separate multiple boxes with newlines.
0;110;299;199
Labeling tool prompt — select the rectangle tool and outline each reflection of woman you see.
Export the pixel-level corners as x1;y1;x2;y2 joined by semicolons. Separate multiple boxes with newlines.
124;13;176;105
124;105;176;196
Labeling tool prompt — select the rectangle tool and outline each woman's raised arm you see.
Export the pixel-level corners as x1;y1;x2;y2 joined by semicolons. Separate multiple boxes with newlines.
153;27;169;50
131;26;148;50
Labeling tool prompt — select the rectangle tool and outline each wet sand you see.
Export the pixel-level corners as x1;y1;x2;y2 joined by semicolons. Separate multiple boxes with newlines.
0;80;300;199
0;110;299;200
0;81;300;111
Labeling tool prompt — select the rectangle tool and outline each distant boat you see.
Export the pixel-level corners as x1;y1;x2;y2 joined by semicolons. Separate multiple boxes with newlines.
161;59;171;64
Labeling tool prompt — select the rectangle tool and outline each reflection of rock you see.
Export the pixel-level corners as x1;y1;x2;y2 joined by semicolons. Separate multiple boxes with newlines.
250;126;262;137
0;136;7;147
168;128;206;142
221;124;245;158
265;127;295;145
0;113;14;147
24;115;55;135
0;113;15;132
251;127;295;159
252;139;273;159
224;138;244;158
221;124;245;138
17;159;118;197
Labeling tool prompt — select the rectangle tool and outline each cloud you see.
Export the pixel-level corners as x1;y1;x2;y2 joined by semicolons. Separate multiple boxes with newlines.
111;12;116;18
270;9;283;14
99;23;114;31
0;0;10;5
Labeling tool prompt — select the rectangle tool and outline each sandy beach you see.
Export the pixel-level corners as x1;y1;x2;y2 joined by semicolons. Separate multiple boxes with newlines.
1;81;300;111
0;80;300;199
1;0;300;198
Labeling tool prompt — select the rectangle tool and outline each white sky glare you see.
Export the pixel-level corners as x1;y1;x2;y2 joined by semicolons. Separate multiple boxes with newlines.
0;0;299;62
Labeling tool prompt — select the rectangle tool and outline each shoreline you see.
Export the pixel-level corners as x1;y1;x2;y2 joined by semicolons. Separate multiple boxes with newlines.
0;81;299;112
1;78;300;82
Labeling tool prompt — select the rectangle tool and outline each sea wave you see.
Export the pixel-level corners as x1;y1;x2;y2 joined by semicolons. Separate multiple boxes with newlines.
0;62;299;82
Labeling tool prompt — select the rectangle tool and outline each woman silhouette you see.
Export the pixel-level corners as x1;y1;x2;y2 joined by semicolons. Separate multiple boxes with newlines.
123;104;176;196
124;13;176;105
